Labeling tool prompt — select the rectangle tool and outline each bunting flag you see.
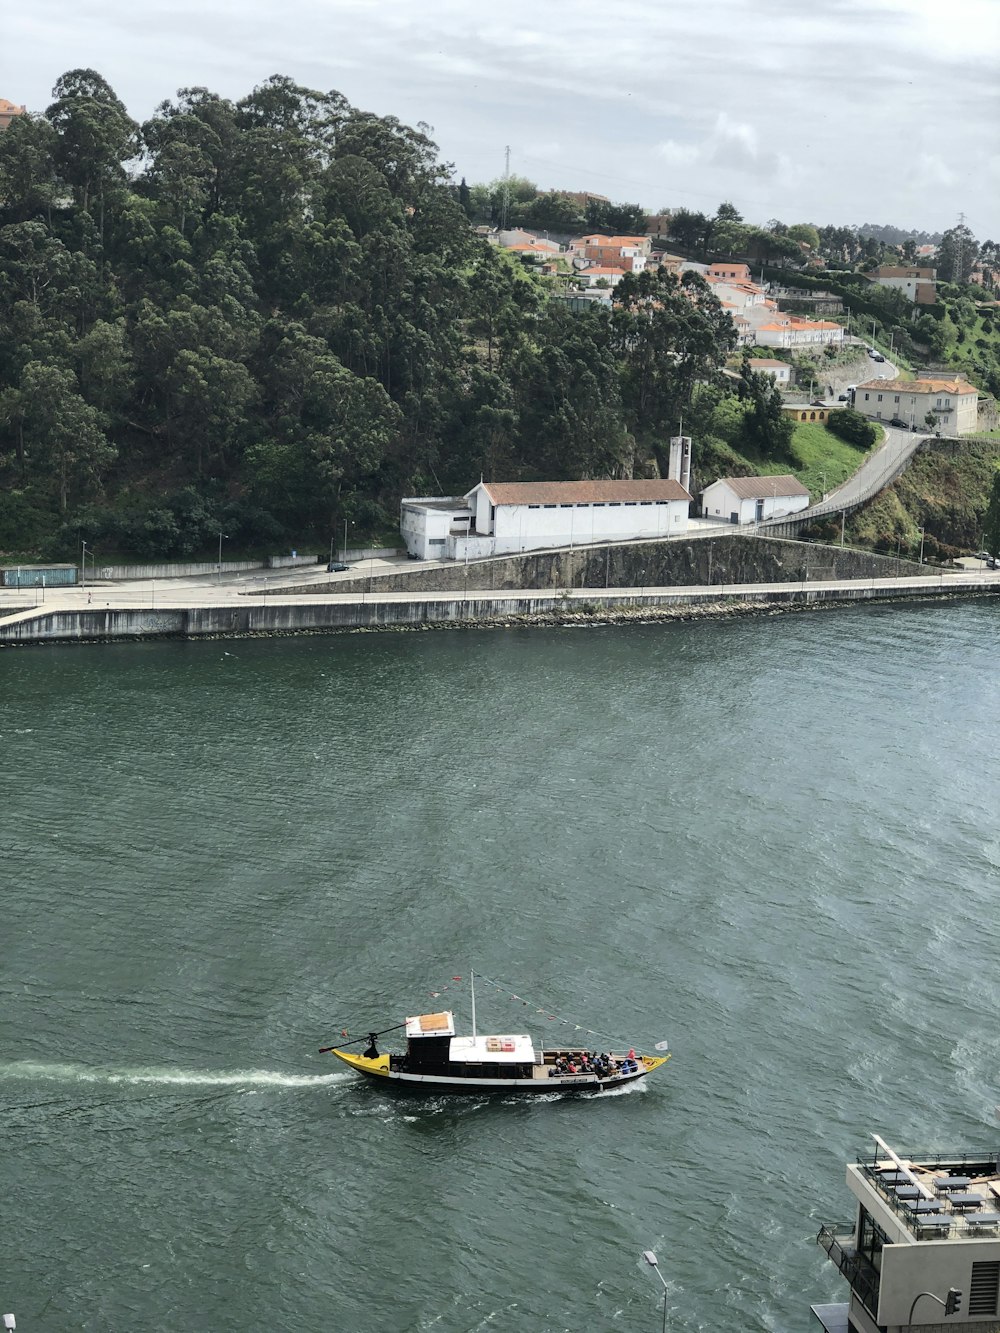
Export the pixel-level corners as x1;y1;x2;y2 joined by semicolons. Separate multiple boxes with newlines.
471;971;660;1050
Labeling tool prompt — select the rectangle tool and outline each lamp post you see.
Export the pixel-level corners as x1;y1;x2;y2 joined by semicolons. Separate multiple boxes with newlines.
217;532;228;585
642;1251;668;1333
81;539;89;590
919;526;925;565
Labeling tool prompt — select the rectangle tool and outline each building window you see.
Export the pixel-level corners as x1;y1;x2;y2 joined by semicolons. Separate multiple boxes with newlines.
656;500;667;506
640;501;653;506
428;538;445;546
529;504;540;509
894;395;900;403
543;503;557;508
877;394;883;402
560;504;573;508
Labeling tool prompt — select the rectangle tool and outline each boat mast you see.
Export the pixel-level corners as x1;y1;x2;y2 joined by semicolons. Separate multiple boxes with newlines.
471;969;477;1039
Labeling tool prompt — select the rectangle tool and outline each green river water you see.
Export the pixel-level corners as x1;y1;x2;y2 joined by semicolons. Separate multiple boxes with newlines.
3;602;999;1331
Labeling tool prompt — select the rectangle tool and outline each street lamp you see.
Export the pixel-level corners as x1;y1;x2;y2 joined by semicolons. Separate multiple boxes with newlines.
81;539;89;590
642;1251;668;1333
217;532;228;585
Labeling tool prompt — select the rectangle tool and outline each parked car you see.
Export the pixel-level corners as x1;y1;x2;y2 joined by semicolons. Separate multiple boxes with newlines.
326;560;350;572
873;354;885;362
837;393;849;401
889;417;908;428
974;551;990;563
989;556;1000;570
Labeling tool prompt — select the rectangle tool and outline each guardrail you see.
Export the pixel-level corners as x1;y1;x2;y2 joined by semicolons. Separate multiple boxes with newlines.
816;1224;880;1315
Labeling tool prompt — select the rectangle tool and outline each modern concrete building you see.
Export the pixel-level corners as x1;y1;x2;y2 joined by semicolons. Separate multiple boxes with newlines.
813;1136;1000;1333
701;474;811;523
869;265;937;305
854;377;979;434
400;478;693;560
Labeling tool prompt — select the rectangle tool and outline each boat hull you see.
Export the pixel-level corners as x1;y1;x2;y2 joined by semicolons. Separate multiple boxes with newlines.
329;1048;669;1095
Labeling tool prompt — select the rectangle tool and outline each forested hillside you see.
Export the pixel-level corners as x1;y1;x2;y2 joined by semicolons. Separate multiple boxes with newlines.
0;71;754;559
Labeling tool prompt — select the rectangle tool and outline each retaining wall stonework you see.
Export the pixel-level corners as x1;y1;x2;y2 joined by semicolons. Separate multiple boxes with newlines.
274;536;923;597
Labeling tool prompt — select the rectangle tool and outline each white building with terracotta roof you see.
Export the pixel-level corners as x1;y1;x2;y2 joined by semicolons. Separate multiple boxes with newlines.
748;358;792;386
854;376;978;434
700;475;810;524
754;315;844;349
575;265;629;288
400;480;693;560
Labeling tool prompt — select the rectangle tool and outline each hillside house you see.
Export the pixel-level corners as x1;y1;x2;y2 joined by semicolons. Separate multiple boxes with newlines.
0;98;26;131
869;265;937;304
854;377;978;434
701;475;810;524
748;358;792;386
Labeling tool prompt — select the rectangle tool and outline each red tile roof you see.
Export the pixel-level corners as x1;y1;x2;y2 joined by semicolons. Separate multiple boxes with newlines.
708;475;810;499
481;480;692;505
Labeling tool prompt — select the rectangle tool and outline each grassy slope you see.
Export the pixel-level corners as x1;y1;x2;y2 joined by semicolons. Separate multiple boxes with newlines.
787;421;883;499
847;439;1000;557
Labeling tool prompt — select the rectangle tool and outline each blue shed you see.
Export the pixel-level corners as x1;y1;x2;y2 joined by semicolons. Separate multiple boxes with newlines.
2;564;78;587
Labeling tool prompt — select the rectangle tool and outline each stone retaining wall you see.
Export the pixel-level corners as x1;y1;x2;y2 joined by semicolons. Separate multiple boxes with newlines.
273;536;923;597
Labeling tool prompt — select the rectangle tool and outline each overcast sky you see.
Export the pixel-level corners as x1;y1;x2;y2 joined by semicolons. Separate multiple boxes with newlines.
5;0;998;237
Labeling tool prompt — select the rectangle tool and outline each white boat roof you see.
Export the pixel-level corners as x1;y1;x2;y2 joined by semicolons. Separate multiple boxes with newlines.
449;1034;535;1064
405;1010;455;1038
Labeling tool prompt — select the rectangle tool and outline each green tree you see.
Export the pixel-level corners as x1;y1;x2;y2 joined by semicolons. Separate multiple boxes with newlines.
787;223;820;251
16;361;115;511
46;69;137;230
613;268;736;466
825;407;877;448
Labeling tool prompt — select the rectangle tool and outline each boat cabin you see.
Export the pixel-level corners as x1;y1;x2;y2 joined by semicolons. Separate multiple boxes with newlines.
401;1011;538;1079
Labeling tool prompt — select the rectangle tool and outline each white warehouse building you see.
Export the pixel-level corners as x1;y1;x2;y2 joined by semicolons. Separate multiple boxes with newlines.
400;478;693;560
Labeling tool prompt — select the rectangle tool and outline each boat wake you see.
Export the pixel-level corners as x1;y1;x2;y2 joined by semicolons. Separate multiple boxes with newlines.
0;1060;353;1089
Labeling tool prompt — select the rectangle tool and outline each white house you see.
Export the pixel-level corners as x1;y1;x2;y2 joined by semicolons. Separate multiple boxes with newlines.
853;376;978;434
748;357;792;386
700;474;811;524
400;479;693;560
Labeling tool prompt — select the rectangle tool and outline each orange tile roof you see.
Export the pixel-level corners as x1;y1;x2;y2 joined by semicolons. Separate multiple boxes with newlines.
855;377;977;395
708;475;810;499
0;99;26;114
482;479;691;505
582;266;627;276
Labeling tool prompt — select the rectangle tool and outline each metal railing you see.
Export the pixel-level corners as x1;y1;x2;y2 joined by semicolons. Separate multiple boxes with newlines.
816;1224;880;1316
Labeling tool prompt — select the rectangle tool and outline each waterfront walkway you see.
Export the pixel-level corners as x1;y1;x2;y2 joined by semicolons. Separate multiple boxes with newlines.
2;567;998;644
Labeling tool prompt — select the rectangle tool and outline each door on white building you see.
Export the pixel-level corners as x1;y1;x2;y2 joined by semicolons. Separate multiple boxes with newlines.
755;499;764;522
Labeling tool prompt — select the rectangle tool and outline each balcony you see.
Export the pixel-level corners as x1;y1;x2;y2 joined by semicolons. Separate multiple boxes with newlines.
817;1224;881;1318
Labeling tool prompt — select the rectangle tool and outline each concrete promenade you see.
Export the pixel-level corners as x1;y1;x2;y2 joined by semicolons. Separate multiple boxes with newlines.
1;567;998;645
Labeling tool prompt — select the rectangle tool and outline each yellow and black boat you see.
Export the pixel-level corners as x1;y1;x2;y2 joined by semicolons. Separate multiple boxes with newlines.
321;985;669;1096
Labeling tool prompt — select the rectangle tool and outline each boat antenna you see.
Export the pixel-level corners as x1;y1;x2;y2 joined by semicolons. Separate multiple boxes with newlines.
471;969;477;1040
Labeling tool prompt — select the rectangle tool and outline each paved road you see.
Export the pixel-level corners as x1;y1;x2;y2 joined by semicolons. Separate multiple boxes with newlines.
805;424;929;519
